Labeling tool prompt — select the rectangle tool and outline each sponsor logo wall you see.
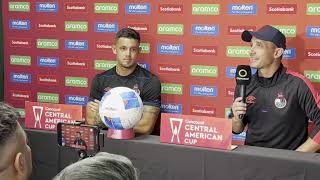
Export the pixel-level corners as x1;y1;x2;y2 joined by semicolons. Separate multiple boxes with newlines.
3;1;320;142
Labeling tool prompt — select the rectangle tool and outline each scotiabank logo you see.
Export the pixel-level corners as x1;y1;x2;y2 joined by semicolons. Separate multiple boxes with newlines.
159;4;183;14
305;49;320;59
157;24;184;35
65;77;88;88
37;56;59;67
65;40;88;50
37;75;58;85
158;64;183;74
95;41;112;51
192;46;217;55
65;58;88;69
161;103;182;114
228;4;257;15
9;37;31;48
9;19;30;30
266;4;297;14
125;3;151;14
37;39;59;49
192;24;219;36
36;2;58;12
10;73;32;83
272;25;296;37
190;105;216;116
36;21;57;31
126;24;149;33
283;48;296;60
225;88;235;97
226;66;237;78
65;3;87;13
94;3;118;14
304;71;320;83
157;44;183;55
307;3;320;15
37;92;59;103
228;26;256;35
10;55;31;66
138;62;150;70
161;83;183;95
65;95;88;106
95;22;118;32
306;26;320;38
190;85;217;97
192;4;220;15
94;60;116;70
10;90;31;100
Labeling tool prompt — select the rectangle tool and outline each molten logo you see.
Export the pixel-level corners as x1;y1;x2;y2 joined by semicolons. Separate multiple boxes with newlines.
169;118;183;143
283;48;296;60
64;40;88;50
228;4;257;15
157;24;184;35
36;2;58;12
10;73;32;83
125;3;151;14
37;56;59;67
190;86;218;97
192;24;219;36
94;3;118;13
9;19;30;30
65;95;88;106
161;103;182;114
157;44;183;55
95;22;118;32
306;26;320;38
226;66;237;78
192;4;220;15
161;83;183;95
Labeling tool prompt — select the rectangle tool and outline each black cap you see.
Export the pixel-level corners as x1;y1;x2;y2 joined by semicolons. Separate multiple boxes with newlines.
241;25;286;49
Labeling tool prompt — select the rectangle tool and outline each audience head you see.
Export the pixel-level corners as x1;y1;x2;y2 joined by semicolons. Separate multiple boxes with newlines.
53;152;138;180
0;102;32;180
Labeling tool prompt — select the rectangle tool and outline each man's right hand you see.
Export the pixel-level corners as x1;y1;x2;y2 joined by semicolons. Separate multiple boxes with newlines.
86;99;100;125
231;97;247;133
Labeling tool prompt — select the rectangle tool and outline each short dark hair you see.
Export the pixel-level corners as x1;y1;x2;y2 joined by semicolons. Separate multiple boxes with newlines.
0;102;19;146
116;28;140;43
53;152;138;180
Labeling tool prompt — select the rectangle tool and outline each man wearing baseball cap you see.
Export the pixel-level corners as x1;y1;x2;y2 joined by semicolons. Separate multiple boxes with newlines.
231;25;320;152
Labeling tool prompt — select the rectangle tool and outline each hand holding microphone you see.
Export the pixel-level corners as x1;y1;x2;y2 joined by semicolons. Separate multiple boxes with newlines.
234;65;251;120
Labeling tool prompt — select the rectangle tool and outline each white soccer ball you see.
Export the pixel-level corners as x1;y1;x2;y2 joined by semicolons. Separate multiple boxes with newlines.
99;87;143;129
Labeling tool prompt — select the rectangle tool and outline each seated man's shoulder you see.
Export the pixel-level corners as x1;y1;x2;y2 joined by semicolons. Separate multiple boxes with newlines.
136;66;160;81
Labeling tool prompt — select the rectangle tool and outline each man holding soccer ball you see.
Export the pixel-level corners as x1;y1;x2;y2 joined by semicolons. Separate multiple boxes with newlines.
86;28;161;135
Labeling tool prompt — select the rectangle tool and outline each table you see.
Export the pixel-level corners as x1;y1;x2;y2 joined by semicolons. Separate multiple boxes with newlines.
26;129;320;180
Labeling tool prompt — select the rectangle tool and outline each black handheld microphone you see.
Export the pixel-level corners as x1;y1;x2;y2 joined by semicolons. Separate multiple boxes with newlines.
235;65;251;119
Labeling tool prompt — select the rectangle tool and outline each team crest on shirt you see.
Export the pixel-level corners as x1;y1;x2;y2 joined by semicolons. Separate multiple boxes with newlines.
132;84;141;95
246;96;256;104
274;93;287;109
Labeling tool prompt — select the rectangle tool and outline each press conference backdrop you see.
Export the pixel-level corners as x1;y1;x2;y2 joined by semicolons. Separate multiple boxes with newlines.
2;1;320;141
0;2;4;101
